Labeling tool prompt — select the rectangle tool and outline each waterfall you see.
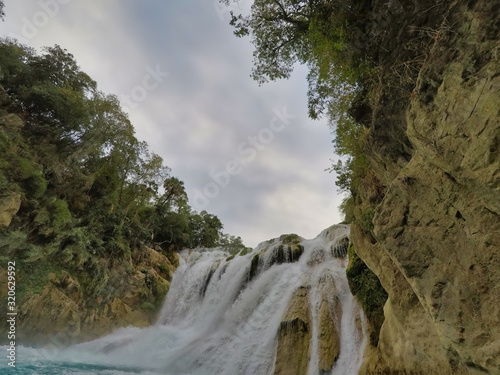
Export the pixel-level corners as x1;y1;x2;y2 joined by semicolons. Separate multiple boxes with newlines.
12;224;366;375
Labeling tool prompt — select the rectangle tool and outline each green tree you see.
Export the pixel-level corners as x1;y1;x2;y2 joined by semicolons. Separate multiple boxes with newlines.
189;211;223;248
153;210;192;250
158;177;188;212
218;234;249;254
222;0;349;84
225;0;311;83
7;45;96;146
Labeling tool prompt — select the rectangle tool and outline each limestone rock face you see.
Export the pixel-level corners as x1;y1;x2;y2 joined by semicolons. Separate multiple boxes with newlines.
3;246;174;346
18;282;82;345
134;245;176;281
355;1;500;374
317;287;341;374
352;224;464;375
274;276;343;375
275;286;311;375
0;193;21;227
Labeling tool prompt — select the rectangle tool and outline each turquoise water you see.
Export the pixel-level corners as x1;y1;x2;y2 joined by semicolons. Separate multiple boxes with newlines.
0;354;162;374
0;345;164;374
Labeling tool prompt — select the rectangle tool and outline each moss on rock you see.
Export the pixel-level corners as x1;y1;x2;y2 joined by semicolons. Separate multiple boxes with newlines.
346;242;387;346
279;233;301;244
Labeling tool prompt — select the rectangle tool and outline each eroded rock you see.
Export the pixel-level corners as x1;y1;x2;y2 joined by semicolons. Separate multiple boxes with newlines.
355;1;500;373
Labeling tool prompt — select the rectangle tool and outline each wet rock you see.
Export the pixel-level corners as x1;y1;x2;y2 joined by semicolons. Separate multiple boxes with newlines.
275;286;311;375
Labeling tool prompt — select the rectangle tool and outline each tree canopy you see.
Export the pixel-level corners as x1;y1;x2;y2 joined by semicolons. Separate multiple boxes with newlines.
222;0;352;85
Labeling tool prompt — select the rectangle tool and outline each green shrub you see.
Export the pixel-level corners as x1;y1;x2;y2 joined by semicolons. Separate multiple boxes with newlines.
25;172;47;198
358;207;375;235
0;170;9;191
158;264;168;272
16;259;59;303
0;230;28;254
238;248;248;256
346;242;387;346
339;195;355;223
158;263;172;279
34;207;50;226
15;157;36;179
12;157;47;198
279;233;300;244
151;276;169;308
50;199;72;228
141;302;155;313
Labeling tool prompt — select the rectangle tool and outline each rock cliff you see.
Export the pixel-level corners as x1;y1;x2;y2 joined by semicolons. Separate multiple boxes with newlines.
0;193;20;227
0;245;177;346
351;1;500;374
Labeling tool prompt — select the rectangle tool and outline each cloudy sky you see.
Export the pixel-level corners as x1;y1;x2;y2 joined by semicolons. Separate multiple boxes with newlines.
0;0;346;247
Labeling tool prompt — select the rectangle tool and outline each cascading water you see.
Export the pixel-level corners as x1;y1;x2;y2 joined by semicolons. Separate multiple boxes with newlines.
6;224;366;375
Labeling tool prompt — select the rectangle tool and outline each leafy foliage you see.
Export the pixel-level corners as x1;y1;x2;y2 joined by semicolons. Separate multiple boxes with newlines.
224;0;350;84
189;211;223;248
218;234;250;255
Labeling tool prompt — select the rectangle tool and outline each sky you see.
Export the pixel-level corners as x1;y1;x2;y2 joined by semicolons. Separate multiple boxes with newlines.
0;0;346;247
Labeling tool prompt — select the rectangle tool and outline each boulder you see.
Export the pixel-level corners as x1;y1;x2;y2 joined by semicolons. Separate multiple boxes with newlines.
0;114;24;129
0;193;21;227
